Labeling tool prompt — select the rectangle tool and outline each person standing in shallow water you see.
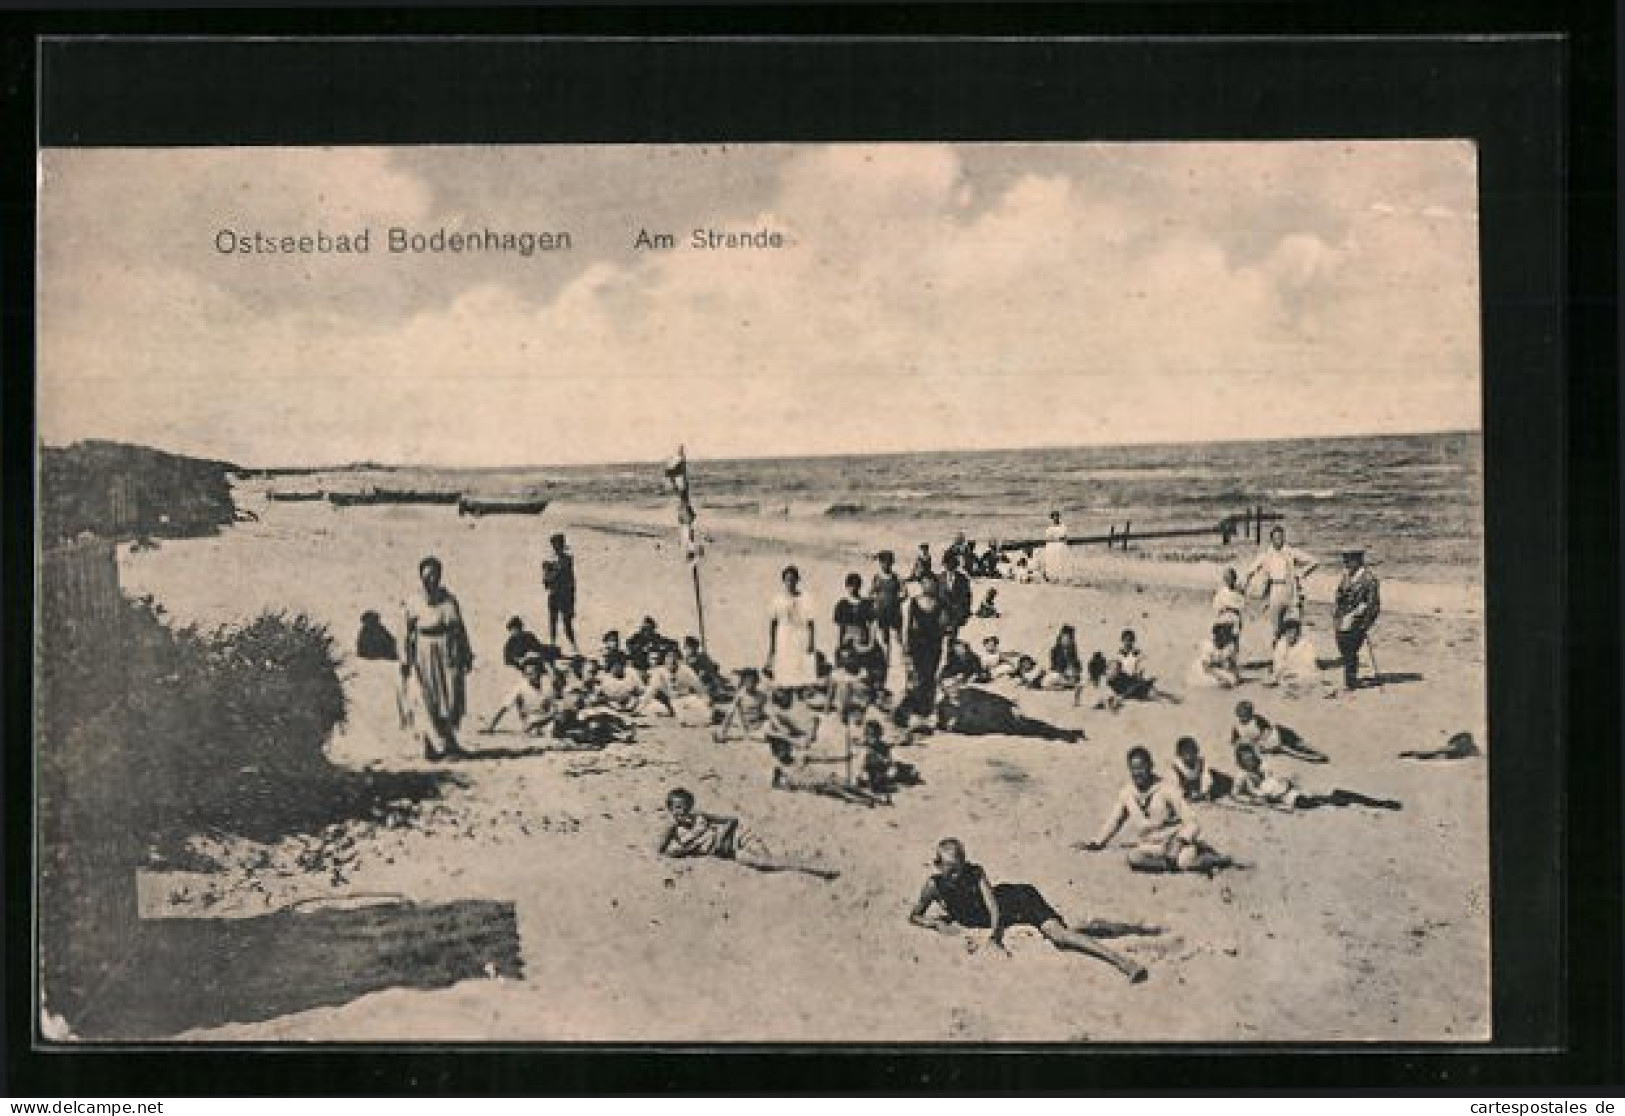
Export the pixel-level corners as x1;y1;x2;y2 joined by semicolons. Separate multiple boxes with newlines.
403;555;475;761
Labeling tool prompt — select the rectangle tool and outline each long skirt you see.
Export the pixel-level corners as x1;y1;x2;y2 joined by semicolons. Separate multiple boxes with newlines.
412;631;467;753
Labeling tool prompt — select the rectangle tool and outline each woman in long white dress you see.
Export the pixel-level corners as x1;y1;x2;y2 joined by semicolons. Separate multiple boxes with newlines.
766;564;818;691
1042;510;1070;582
403;554;475;761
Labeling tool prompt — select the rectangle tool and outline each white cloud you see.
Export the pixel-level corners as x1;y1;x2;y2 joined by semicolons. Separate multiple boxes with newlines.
38;142;1481;466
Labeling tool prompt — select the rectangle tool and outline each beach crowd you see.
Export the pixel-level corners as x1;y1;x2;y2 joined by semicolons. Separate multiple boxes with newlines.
370;516;1399;981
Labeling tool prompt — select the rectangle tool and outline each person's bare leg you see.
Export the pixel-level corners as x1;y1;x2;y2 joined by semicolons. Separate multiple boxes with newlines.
1075;918;1163;938
1041;921;1149;982
732;848;840;879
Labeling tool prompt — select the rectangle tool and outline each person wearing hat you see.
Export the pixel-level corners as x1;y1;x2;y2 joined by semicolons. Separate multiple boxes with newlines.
542;532;579;655
1332;547;1381;690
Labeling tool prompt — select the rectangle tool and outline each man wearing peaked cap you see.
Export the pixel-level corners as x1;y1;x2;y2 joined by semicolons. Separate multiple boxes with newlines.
1332;547;1381;690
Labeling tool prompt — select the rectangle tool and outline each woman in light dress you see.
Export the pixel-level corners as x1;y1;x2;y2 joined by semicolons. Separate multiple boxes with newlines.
403;554;475;761
1042;510;1071;582
766;564;818;692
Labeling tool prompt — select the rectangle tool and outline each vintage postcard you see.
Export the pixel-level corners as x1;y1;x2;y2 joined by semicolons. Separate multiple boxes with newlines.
36;142;1488;1042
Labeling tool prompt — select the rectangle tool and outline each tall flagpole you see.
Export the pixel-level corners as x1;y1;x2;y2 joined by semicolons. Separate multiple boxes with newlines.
665;445;708;653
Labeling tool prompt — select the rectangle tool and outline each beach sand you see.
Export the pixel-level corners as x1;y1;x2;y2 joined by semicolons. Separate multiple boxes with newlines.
110;485;1490;1042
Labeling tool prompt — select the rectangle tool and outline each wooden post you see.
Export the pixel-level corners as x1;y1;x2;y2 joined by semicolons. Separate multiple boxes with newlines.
1122;521;1131;551
691;560;708;654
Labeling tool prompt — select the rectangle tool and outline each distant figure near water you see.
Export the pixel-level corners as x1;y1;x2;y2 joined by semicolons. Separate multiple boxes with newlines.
403;555;475;762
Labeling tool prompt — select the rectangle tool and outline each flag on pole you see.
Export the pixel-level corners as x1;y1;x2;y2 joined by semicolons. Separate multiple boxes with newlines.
664;445;702;564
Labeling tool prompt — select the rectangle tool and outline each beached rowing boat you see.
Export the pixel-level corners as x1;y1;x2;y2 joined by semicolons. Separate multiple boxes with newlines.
266;490;326;502
457;495;550;517
371;488;461;505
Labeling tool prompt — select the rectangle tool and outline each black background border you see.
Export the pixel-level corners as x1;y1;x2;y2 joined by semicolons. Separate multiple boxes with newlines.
3;4;1618;1095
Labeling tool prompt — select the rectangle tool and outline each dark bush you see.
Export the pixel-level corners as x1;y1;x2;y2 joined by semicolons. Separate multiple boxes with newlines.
38;600;445;1027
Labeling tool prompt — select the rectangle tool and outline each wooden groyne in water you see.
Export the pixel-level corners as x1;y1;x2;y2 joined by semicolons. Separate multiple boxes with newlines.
999;506;1285;553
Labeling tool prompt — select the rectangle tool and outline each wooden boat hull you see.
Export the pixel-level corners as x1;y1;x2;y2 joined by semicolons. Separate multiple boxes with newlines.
457;497;550;517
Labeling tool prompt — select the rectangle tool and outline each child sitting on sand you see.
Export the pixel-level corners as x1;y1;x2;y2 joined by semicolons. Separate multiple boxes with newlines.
908;838;1156;981
641;649;712;725
1233;743;1402;812
980;636;1021;680
940;638;987;685
1079;747;1236;875
1170;736;1234;802
1013;654;1048;689
596;657;644;712
656;787;840;879
855;718;920;797
1268;619;1326;693
713;668;770;743
598;629;628;672
1230;699;1328;763
1046;625;1085;689
682;636;729;700
1075;651;1119;709
1107;630;1159;701
763;685;824;755
1187;623;1242;689
356;610;400;662
502;616;552;672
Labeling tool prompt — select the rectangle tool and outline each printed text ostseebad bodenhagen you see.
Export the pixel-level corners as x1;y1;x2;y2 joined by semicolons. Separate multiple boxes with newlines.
214;226;572;258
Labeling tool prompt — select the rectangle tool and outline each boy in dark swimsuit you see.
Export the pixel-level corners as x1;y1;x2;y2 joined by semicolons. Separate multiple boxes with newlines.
908;838;1155;981
870;551;905;658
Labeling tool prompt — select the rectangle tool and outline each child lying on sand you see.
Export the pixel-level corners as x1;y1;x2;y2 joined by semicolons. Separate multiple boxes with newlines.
1078;747;1237;875
1230;700;1328;763
657;788;840;879
908;838;1156;982
1170;736;1235;802
1232;744;1402;812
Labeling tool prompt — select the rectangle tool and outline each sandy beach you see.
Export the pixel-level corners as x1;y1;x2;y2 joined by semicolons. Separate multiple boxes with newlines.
112;481;1490;1042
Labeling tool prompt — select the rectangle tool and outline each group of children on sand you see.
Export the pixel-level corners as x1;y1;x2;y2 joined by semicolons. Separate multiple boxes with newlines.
440;523;1404;986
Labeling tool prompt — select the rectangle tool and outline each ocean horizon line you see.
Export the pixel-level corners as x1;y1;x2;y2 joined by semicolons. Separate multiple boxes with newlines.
215;426;1481;476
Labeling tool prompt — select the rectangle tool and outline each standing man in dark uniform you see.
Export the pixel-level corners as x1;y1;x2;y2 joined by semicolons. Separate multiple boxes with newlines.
1332;547;1380;690
543;532;580;655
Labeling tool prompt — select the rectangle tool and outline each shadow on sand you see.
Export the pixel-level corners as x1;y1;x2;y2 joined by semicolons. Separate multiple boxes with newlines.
68;898;522;1039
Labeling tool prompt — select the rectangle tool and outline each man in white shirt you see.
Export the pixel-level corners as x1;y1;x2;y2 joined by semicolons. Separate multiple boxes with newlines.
1244;526;1318;641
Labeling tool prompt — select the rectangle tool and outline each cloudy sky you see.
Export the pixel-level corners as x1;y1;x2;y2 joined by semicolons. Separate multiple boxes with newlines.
38;142;1480;467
